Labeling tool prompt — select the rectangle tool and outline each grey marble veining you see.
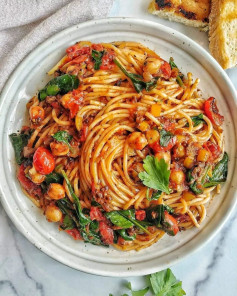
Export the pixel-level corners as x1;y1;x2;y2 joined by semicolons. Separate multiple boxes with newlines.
1;1;237;295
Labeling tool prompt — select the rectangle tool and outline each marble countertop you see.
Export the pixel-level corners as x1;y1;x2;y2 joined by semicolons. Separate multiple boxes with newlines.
1;1;237;295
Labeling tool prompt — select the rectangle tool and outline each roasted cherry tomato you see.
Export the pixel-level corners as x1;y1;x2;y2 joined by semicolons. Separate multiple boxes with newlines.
204;97;224;126
99;221;114;245
135;210;146;221
164;211;179;236
150;136;177;153
203;141;222;161
33;147;55;175
65;228;82;240
160;61;171;79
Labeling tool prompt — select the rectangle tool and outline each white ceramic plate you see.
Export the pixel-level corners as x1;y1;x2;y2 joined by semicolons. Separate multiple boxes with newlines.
0;18;236;277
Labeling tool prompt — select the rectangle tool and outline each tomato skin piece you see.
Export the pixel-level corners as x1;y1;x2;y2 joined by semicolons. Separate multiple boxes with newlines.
91;43;104;51
33;147;55;175
18;164;42;197
203;141;222;161
204;97;224;126
150;136;176;153
66;45;91;60
99;221;114;245
90;206;105;222
135;210;146;221
65;228;82;240
100;50;115;70
160;61;171;79
164;211;179;236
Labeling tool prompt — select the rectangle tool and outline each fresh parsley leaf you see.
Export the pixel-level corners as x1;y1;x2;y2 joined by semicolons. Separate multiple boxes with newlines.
52;131;73;149
114;59;157;93
149;268;186;296
159;129;175;147
91;49;104;70
139;156;170;194
127;282;149;296
9;131;32;165
203;152;228;188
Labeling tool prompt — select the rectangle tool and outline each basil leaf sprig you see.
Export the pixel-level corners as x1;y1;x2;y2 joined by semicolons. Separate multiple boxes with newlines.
139;155;171;194
91;49;104;70
9;130;32;165
38;74;79;101
52;130;73;149
114;59;158;93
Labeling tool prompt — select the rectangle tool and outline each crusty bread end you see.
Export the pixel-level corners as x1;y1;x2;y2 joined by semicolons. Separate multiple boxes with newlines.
148;0;210;32
209;0;237;69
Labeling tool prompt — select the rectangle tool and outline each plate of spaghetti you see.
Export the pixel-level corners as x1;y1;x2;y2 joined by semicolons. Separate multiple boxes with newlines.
0;18;236;276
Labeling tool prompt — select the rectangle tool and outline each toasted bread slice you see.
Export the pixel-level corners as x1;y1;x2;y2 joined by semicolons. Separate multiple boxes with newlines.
209;0;237;69
148;0;210;31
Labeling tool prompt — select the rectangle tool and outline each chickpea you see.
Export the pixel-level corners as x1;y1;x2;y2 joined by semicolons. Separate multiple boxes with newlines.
128;132;148;150
170;170;185;185
50;141;69;156
146;129;160;145
173;144;185;158
28;166;45;184
47;183;65;200
143;57;162;82
29;106;45;124
45;205;62;222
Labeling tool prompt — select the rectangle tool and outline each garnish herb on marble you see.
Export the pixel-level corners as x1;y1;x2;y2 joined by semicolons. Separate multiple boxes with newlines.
109;268;186;296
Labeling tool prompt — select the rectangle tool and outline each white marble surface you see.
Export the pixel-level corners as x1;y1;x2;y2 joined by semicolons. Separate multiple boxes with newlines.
1;0;237;295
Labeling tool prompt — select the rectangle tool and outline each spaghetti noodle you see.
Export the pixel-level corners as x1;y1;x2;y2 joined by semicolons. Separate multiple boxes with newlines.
10;41;228;251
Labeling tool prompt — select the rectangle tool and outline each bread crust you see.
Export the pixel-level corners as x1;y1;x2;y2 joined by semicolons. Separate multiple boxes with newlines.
209;0;237;69
148;0;210;31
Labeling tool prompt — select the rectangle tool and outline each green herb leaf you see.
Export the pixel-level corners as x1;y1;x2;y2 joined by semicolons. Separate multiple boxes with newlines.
60;214;75;230
169;57;184;88
62;170;91;226
117;229;136;241
150;191;162;200
38;74;79;101
185;114;205;127
106;211;134;229
159;129;175;147
186;170;203;195
149;268;186;296
127;282;149;296
114;59;157;93
91;49;104;70
139;156;170;194
52;130;73;149
203;152;228;187
45;172;63;185
9;131;32;165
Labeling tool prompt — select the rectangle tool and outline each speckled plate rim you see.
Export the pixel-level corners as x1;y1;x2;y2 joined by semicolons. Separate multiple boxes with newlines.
0;18;236;277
